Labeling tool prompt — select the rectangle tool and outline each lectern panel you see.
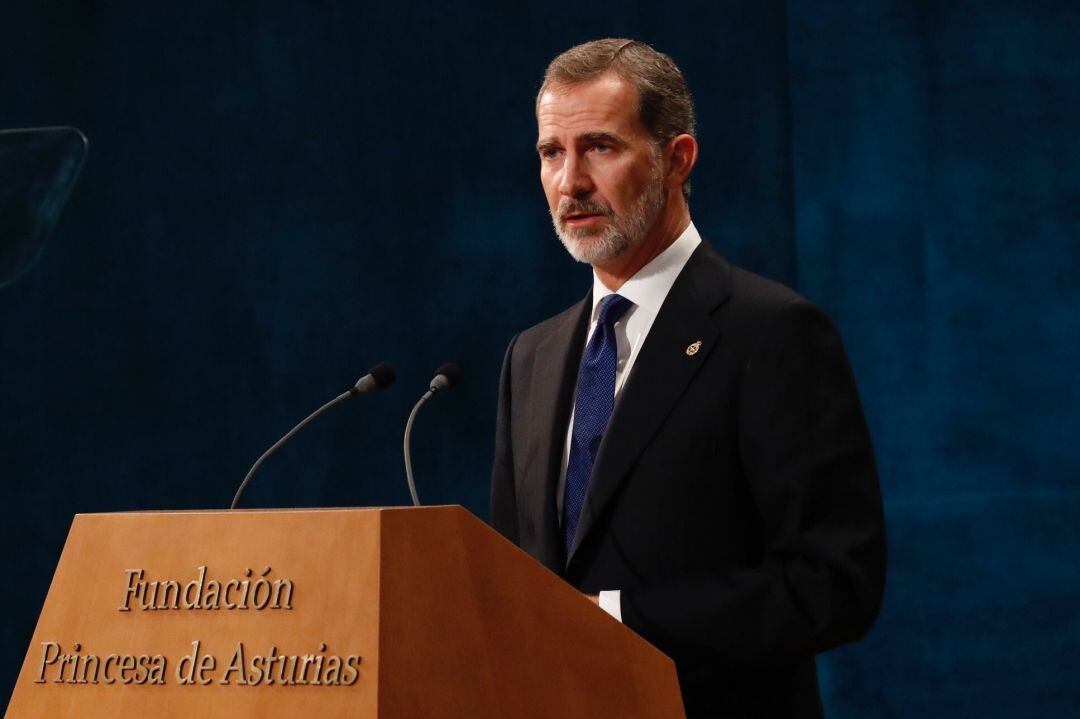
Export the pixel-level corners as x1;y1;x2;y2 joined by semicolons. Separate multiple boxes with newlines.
6;506;684;718
5;509;381;718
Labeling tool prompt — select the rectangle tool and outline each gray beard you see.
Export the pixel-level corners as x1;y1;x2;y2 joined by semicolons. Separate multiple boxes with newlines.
552;171;666;266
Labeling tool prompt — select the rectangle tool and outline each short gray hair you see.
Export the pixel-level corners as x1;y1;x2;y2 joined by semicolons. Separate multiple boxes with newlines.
539;39;696;196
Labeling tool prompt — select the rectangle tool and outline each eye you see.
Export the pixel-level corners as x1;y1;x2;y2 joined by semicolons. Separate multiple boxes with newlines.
539;146;562;160
592;142;611;153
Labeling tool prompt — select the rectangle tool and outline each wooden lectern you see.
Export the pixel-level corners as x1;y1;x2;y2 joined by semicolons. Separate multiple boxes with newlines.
5;506;685;717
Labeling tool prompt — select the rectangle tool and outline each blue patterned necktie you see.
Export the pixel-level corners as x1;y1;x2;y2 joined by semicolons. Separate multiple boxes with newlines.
563;293;634;553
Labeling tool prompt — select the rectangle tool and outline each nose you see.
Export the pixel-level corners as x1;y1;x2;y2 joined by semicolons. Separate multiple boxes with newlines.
558;153;594;198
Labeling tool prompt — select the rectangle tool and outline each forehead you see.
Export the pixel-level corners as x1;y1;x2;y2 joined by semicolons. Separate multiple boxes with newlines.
536;74;645;139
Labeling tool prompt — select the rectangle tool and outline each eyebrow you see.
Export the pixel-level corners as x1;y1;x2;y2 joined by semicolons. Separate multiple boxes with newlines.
536;131;629;154
536;138;559;154
578;131;626;147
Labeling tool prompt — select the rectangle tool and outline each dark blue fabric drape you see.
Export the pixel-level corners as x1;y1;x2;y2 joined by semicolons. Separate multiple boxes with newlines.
787;4;1080;715
1;2;1076;715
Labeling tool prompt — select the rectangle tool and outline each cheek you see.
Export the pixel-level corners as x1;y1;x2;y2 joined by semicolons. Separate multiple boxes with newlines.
593;161;638;205
540;171;561;208
609;168;648;210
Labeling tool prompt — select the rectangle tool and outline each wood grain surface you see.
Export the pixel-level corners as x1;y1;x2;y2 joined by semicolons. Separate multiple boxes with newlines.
6;506;683;718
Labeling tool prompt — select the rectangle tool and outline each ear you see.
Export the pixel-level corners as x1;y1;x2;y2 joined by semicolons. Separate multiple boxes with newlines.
665;134;698;191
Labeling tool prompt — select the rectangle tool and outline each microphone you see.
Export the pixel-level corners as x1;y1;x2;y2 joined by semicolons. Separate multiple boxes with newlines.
403;363;462;506
229;362;396;510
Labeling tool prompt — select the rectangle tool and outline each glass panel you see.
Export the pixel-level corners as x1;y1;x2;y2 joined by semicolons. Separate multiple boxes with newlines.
0;126;88;287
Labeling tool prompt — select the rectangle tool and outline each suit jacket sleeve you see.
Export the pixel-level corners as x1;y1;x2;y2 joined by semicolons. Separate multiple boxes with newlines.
619;299;887;666
490;332;520;545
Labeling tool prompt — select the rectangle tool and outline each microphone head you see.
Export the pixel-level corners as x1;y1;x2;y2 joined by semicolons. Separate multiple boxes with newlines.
430;362;462;393
368;362;396;389
352;362;396;395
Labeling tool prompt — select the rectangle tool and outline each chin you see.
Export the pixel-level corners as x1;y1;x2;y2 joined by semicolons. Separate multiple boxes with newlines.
557;227;632;266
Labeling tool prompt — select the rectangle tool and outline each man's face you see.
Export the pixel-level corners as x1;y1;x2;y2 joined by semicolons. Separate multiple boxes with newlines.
536;73;666;266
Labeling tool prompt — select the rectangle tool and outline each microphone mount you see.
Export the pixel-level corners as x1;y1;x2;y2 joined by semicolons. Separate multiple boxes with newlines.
403;363;462;506
229;362;395;510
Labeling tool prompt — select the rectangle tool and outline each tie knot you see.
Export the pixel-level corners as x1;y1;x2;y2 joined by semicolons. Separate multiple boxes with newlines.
596;293;633;328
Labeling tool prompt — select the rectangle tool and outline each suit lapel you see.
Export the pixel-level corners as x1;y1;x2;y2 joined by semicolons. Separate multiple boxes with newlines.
567;244;734;565
523;294;591;572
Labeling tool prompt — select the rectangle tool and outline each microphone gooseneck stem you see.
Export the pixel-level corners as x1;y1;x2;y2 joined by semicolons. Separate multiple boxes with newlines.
402;388;435;507
230;390;352;510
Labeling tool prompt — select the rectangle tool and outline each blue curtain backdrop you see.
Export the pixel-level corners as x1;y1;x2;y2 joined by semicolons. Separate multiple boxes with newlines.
1;2;1077;715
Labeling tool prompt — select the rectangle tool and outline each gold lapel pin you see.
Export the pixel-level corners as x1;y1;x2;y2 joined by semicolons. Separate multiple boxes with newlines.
686;340;702;356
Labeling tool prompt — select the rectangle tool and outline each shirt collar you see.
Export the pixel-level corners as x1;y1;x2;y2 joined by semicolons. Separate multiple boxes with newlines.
590;221;702;320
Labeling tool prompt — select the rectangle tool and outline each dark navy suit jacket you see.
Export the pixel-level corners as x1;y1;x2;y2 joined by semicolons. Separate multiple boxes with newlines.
491;240;886;718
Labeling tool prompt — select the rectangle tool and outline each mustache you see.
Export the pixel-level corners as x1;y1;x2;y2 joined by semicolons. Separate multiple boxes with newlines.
557;198;613;221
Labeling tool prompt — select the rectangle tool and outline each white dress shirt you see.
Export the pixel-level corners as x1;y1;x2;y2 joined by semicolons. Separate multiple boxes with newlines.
558;221;702;622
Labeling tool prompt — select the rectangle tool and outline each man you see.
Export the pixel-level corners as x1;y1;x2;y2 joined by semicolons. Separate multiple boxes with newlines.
491;39;886;718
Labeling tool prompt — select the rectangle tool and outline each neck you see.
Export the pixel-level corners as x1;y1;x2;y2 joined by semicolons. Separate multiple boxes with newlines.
593;195;690;292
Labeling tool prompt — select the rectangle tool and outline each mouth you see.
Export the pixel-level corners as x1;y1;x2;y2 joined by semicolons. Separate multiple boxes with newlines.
562;212;606;226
